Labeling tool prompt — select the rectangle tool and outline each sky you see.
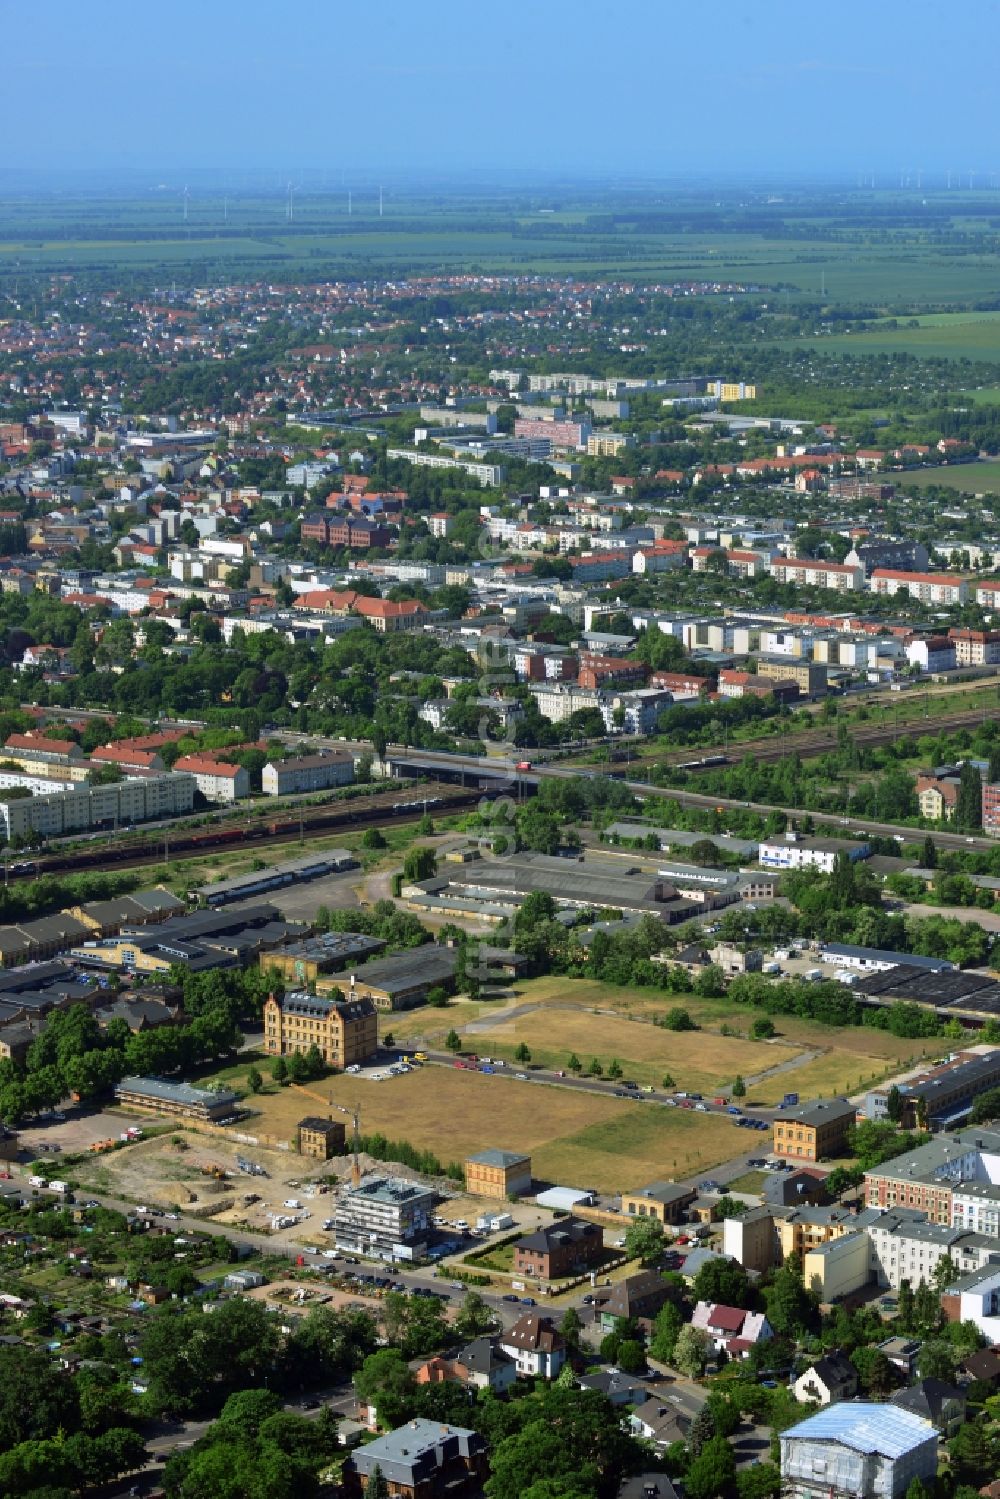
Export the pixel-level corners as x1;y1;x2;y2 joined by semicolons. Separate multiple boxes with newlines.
5;0;1000;180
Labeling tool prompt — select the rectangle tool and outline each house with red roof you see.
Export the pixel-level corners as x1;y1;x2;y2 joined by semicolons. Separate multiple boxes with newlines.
690;1301;774;1359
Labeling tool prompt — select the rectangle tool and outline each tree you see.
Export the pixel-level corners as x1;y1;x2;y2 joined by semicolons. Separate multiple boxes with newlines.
885;1084;904;1124
673;1324;711;1378
850;1345;894;1396
366;1465;390;1499
649;1302;683;1364
737;1463;781;1499
445;1029;462;1053
515;1042;531;1065
694;1257;751;1308
694;965;726;999
587;1058;603;1076
567;1053;582;1073
949;1415;997;1487
732;1074;746;1098
750;1016;775;1040
246;1066;263;1094
624;1216;664;1265
616;1338;646;1374
362;827;387;850
354;1350;417;1430
921;834;937;869
685;1433;736;1499
453;1292;494;1342
765;1257;815;1338
485;1385;641;1499
402;846;437;883
661;1072;675;1089
271;1055;287;1084
689;1405;717;1458
955;761;983;832
559;1306;582;1353
607;1057;623;1080
917;1339;958;1382
664;1007;696;1032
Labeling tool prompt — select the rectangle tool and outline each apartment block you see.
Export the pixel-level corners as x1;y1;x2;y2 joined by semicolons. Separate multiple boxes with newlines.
0;772;195;841
334;1175;438;1259
869;569;970;605
172;754;249;803
863;1128;1000;1225
949;627;1000;666
772;1099;856;1162
754;656;828;695
262;990;378;1068
769;559;863;592
261;752;354;796
514;416;591;448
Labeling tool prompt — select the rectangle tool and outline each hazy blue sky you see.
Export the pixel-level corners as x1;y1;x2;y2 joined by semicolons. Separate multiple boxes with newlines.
7;0;1000;179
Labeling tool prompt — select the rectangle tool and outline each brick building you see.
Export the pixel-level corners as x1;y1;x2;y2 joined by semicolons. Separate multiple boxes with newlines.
464;1148;532;1200
262;990;378;1068
772;1098;856;1162
297;1116;346;1159
512;1218;604;1279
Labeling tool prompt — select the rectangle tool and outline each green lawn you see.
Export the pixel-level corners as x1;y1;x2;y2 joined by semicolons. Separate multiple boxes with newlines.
899;459;1000;493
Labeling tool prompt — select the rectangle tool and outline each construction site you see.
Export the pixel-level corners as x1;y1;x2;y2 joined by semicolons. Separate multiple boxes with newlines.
75;1090;387;1248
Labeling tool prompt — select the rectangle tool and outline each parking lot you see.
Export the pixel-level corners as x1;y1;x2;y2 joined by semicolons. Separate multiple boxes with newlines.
18;1106;155;1160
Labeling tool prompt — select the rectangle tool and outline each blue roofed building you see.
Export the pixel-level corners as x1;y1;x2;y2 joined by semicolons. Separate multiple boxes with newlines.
780;1402;938;1499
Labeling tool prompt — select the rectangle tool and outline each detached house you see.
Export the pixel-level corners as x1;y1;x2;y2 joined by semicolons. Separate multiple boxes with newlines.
500;1312;566;1379
792;1352;859;1406
690;1300;774;1359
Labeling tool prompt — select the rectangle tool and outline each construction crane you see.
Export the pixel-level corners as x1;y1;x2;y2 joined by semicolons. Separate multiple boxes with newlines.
289;1084;362;1186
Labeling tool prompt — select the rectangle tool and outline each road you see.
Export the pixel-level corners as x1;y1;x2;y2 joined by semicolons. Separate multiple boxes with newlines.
365;742;1000;853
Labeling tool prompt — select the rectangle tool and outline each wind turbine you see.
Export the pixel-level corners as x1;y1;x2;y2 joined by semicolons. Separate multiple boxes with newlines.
183;184;189;222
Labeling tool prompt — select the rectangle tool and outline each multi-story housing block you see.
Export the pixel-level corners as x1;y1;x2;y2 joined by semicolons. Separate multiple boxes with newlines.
262;990;378;1069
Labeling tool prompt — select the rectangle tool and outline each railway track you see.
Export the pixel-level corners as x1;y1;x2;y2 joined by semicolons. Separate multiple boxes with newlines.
31;784;481;876
603;704;1000;775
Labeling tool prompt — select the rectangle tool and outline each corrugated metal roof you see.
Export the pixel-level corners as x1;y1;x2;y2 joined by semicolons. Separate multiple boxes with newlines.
784;1402;936;1458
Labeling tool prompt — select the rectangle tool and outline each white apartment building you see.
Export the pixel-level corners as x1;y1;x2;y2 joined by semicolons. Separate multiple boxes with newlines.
769;560;864;592
172;756;249;803
529;684;601;723
0;772;195;841
869;570;970;605
864;1210;997;1291
261;753;355;797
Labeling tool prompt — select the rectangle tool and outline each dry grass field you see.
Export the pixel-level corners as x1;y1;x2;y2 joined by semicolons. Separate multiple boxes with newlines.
390;976;940;1107
467;1008;799;1093
211;1066;739;1192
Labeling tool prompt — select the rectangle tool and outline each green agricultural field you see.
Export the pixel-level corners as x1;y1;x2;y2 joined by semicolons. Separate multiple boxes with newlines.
6;187;1000;304
784;311;1000;362
900;459;1000;493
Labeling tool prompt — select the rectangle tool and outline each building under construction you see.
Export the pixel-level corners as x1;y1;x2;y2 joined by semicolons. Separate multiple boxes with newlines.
333;1174;438;1261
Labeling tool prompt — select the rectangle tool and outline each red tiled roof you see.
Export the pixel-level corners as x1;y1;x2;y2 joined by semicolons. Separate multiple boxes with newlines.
706;1305;746;1332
